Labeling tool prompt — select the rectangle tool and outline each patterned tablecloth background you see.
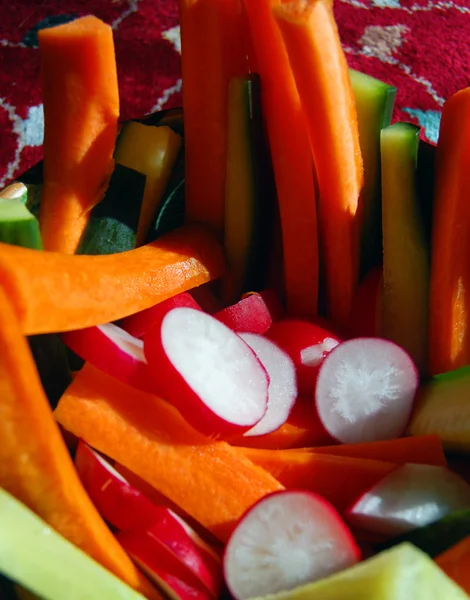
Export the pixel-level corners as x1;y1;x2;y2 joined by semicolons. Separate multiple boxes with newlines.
0;0;468;188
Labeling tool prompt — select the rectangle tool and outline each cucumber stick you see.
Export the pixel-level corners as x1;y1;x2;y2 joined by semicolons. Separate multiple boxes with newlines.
408;366;470;451
224;74;272;302
114;121;182;246
0;198;42;249
0;488;145;600
381;123;430;375
377;509;470;559
349;70;396;278
250;543;467;600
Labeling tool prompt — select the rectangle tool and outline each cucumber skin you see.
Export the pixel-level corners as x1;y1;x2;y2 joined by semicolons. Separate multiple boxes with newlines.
0;219;43;250
376;509;470;558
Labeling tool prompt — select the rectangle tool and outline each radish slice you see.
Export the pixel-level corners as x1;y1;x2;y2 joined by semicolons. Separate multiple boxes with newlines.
223;490;361;600
315;337;418;444
238;333;298;437
116;529;216;600
120;292;202;339
75;441;222;596
214;292;279;335
144;307;269;437
62;323;155;393
346;463;470;537
266;319;341;395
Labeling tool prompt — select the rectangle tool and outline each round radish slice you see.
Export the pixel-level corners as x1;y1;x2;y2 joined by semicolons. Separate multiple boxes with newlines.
223;490;361;600
266;319;341;394
62;323;155;393
144;307;269;437
315;338;418;444
346;463;470;537
238;333;297;437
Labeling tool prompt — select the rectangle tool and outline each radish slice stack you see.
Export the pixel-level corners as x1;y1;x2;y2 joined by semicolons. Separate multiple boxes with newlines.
315;337;419;444
223;490;361;599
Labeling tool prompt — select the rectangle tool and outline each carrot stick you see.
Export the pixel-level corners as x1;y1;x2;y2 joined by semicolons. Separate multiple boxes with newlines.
436;536;470;594
0;225;224;335
54;364;283;543
273;0;363;329
294;435;448;467
0;288;160;599
231;397;332;450
180;0;248;239
429;89;470;375
242;448;395;511
38;16;119;254
244;0;319;318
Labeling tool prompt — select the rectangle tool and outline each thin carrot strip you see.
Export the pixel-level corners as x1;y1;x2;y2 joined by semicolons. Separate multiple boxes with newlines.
0;225;224;335
436;536;470;594
242;448;395;511
180;0;248;238
429;88;470;375
244;0;319;318
0;288;160;599
295;435;448;467
54;364;283;543
273;0;363;329
38;16;119;254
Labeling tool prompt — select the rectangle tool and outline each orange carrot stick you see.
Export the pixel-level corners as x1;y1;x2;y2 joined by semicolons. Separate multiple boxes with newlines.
273;0;363;329
429;88;470;375
436;536;470;594
0;225;224;335
244;0;319;318
231;397;332;450
242;448;395;511
295;435;448;467
180;0;248;238
38;16;119;254
0;288;159;599
54;364;283;543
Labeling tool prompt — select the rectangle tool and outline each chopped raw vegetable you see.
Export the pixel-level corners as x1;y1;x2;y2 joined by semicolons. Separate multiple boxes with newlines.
114;122;182;246
0;488;151;600
0;288;158;598
429;88;470;375
244;0;319;318
436;535;470;594
249;543;468;600
242;448;395;511
0;225;224;334
54;364;283;542
381;123;430;375
38;15;119;253
273;0;363;329
0;199;42;249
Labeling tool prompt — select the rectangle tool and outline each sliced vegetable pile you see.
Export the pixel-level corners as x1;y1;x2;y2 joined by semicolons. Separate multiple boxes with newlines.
1;1;470;599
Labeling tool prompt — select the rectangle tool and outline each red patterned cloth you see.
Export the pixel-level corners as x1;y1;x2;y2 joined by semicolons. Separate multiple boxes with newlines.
0;0;468;187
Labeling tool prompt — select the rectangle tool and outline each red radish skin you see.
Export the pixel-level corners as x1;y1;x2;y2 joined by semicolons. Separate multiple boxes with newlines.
315;338;419;444
223;490;360;600
238;333;298;437
242;290;285;322
266;319;341;394
75;441;222;596
214;293;279;335
346;463;470;537
120;292;202;339
116;530;216;600
144;307;269;438
62;323;155;393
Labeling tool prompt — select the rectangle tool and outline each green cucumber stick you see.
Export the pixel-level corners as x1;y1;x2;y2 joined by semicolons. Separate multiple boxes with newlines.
0;195;42;250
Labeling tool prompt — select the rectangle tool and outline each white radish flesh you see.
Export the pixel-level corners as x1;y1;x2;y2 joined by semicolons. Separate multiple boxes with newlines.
239;333;298;437
144;307;269;437
223;490;361;600
346;463;470;537
316;337;418;444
